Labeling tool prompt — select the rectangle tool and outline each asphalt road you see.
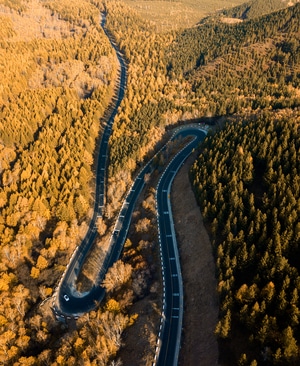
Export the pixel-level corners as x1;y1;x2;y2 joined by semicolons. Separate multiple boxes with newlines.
154;128;207;366
51;11;208;366
52;12;127;318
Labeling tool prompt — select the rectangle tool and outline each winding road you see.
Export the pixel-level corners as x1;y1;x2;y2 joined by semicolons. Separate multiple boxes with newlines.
154;128;207;366
52;12;127;318
51;11;208;366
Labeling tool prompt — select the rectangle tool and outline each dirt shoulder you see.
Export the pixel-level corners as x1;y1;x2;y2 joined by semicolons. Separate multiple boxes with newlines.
119;151;219;365
172;153;219;366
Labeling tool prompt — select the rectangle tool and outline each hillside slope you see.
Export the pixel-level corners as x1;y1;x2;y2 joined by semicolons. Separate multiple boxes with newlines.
220;0;300;19
166;3;300;116
187;3;300;365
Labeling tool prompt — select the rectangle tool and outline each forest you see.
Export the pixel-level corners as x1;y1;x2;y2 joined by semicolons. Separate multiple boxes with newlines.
0;0;127;364
218;0;297;20
191;109;300;365
0;0;299;365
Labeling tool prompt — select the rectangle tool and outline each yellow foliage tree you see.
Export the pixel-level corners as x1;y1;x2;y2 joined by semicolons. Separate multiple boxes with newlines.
30;267;40;279
106;299;121;314
36;255;48;270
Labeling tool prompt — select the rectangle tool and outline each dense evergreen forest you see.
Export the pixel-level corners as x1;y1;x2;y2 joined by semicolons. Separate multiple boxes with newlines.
191;110;300;365
166;3;300;115
0;0;299;364
186;3;300;365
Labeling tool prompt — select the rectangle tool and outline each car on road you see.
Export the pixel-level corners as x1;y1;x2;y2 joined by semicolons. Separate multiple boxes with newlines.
63;294;70;301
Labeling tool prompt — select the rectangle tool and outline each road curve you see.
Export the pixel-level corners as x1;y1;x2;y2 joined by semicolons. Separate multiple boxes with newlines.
50;12;209;366
154;127;207;366
52;12;127;319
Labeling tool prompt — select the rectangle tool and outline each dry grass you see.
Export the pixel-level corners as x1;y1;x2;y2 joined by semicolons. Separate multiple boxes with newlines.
124;0;247;31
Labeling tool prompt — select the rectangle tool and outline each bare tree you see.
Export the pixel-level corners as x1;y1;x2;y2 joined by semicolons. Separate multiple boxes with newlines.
102;260;132;293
